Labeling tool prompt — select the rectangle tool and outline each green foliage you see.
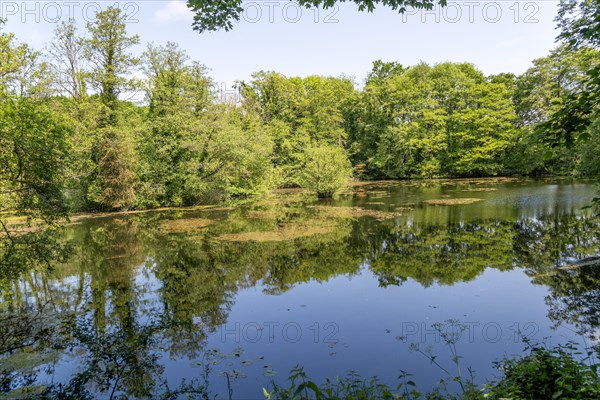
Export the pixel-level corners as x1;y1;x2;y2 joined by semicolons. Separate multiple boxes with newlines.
576;115;600;176
556;0;600;48
537;1;600;152
84;7;140;117
349;62;517;178
86;126;137;210
265;366;405;400
0;97;72;280
265;339;600;400
241;71;355;186
488;341;600;400
136;42;274;207
297;145;353;198
0;23;53;100
186;0;447;33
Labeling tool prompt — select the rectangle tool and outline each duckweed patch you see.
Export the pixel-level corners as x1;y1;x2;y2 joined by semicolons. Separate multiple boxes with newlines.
160;218;214;233
216;219;339;242
425;198;484;206
462;187;498;192
309;205;404;220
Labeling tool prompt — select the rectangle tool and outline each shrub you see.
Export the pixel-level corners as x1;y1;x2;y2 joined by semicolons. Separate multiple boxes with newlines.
487;341;600;400
297;145;352;198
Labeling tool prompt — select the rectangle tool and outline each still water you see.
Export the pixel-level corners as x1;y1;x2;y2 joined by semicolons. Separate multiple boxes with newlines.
1;178;600;398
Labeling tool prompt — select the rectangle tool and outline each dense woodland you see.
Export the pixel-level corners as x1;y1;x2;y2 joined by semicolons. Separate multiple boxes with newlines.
1;7;599;216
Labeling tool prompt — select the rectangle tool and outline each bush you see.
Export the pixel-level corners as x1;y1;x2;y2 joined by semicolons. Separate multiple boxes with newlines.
297;145;353;198
487;341;600;400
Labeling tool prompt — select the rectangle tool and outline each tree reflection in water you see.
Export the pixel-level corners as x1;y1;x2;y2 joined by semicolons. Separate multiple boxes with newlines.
1;182;599;398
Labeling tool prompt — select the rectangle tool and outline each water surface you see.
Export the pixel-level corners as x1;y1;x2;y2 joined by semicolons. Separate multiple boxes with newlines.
1;178;599;398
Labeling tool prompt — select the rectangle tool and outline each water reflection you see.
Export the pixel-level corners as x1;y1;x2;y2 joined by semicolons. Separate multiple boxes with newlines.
0;179;599;398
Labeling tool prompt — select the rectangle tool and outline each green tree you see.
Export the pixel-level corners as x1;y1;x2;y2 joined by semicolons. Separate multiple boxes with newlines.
348;62;518;178
539;0;600;149
138;43;273;207
0;98;72;280
84;6;140;122
48;19;87;101
0;20;72;278
241;71;355;186
505;46;599;175
0;21;29;96
0;20;54;100
81;7;140;210
297;144;353;198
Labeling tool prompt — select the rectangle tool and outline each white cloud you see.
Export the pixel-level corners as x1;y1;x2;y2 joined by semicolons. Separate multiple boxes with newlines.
154;1;192;25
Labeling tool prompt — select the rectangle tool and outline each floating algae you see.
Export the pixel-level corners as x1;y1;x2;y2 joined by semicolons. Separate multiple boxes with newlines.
462;188;498;192
216;219;339;242
308;205;403;220
245;209;281;219
160;218;214;233
424;198;484;206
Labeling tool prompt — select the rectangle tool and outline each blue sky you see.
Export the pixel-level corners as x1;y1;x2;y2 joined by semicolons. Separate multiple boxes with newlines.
2;1;561;90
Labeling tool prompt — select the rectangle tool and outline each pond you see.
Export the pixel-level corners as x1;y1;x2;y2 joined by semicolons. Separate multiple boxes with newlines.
1;178;600;398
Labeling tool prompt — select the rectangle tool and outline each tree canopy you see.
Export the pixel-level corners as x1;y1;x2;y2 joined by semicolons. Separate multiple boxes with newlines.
538;0;600;148
185;0;446;33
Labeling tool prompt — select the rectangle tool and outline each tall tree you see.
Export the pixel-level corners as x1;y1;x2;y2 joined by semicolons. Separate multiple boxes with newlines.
0;20;71;279
138;43;273;207
540;0;600;148
0;21;30;96
82;7;140;210
240;72;355;185
84;6;139;122
48;19;87;101
501;46;599;176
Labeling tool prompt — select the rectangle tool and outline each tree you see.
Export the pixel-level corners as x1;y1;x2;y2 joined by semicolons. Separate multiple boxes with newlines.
539;0;600;148
501;46;599;176
0;97;72;280
84;6;139;121
348;62;518;178
137;43;273;207
240;71;355;186
297;144;353;198
556;0;600;48
0;20;72;278
0;22;31;96
48;19;87;101
82;7;140;210
186;0;447;33
86;127;137;210
0;20;54;100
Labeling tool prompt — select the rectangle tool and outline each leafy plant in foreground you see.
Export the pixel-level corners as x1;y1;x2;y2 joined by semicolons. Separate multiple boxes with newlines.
487;339;600;400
